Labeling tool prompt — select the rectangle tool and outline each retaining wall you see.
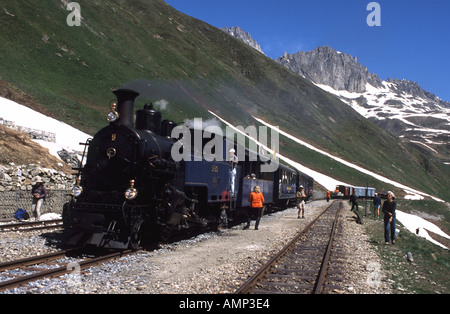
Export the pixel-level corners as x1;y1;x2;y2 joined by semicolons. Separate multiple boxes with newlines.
0;190;71;219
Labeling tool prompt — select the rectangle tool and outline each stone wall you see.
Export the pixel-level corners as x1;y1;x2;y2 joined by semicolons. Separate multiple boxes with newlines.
0;164;73;192
0;118;56;142
0;164;73;218
0;190;70;219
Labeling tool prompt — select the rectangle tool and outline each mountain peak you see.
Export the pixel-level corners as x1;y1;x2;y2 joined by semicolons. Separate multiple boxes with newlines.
276;46;383;93
221;26;265;55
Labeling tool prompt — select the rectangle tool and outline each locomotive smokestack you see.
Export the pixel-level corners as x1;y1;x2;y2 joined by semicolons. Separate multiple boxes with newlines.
113;89;140;127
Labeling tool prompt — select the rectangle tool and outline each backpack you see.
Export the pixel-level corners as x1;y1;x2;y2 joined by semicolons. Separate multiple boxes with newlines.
14;208;30;220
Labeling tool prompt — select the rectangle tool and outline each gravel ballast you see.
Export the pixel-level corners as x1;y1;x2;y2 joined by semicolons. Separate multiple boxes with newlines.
0;200;392;294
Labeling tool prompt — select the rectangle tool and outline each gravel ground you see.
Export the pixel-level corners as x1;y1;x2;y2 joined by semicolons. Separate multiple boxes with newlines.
0;200;392;294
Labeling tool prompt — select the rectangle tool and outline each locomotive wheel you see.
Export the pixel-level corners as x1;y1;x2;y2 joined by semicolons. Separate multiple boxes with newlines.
130;231;141;249
159;225;173;242
130;220;144;250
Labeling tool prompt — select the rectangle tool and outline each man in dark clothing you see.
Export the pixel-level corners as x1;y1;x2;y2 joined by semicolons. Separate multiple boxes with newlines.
349;192;358;212
373;193;382;218
31;178;47;221
382;191;397;245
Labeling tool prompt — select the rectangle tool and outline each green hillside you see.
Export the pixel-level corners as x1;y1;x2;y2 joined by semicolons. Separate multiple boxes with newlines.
0;0;449;200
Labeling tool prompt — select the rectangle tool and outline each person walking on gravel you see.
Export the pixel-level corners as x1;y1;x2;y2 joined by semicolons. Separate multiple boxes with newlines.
350;191;358;212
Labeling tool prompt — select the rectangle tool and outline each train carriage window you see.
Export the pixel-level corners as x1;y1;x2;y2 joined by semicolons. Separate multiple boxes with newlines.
284;170;289;184
261;170;273;181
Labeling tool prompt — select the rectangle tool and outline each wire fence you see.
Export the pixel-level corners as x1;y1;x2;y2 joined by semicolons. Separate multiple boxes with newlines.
0;190;71;219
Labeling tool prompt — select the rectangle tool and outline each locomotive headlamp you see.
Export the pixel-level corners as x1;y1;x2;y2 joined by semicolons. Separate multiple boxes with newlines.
107;102;119;122
125;180;138;200
72;176;83;198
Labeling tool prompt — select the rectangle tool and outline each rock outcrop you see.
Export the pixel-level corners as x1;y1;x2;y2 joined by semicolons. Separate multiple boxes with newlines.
221;26;265;55
276;46;383;93
0;164;73;192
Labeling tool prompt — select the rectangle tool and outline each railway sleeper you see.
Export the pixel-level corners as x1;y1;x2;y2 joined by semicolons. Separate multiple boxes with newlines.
256;281;314;292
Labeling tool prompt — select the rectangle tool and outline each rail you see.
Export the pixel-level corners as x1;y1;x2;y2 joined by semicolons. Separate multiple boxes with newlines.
235;201;343;294
0;248;139;292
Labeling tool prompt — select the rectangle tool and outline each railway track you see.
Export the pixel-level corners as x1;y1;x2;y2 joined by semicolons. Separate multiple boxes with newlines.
0;248;138;292
0;219;64;232
235;201;344;294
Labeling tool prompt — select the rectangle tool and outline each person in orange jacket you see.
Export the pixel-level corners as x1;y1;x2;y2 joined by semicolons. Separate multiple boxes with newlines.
245;186;265;230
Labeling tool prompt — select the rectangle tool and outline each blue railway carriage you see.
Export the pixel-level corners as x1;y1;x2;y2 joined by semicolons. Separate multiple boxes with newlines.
183;134;241;219
274;164;298;207
298;171;314;201
183;135;301;220
240;172;274;208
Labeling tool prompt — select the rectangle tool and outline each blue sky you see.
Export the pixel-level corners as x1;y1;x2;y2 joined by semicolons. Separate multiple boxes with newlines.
165;0;450;102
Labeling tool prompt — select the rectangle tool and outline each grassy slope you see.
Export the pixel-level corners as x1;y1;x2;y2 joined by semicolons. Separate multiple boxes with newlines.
363;200;450;294
0;0;448;200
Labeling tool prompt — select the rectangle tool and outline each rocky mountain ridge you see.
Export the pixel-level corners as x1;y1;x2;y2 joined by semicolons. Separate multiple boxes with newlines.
221;26;265;55
223;28;449;161
276;46;383;93
280;47;449;161
275;46;449;109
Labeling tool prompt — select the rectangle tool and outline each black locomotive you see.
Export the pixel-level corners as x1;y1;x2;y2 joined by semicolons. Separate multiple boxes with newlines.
64;89;313;249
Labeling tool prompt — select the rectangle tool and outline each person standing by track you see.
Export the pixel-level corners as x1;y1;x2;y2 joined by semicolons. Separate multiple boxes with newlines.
350;191;358;212
245;186;265;230
382;191;397;245
31;177;47;221
373;193;381;218
229;148;238;198
297;185;306;219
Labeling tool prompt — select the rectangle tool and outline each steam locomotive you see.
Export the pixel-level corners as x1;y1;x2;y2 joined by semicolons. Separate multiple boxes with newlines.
63;89;313;249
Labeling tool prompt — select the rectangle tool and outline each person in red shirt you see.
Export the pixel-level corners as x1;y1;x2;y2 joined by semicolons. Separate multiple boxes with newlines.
244;186;265;230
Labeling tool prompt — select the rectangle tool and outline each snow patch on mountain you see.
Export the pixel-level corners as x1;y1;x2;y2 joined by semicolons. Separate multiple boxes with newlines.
0;96;91;163
314;81;450;154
